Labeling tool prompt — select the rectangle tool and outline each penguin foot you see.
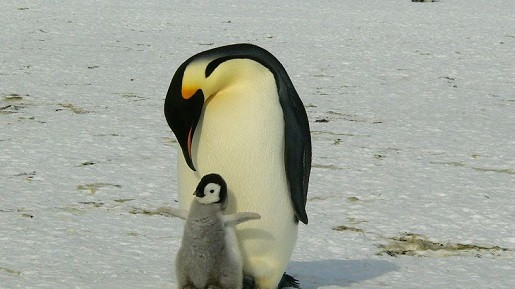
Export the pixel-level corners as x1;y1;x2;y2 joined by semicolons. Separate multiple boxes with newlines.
242;273;300;289
278;273;300;289
242;274;257;289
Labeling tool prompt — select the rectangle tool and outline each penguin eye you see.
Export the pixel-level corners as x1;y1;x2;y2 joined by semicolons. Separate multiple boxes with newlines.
204;183;221;196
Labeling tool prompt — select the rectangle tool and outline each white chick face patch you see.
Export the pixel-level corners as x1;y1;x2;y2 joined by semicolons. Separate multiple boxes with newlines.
196;183;221;204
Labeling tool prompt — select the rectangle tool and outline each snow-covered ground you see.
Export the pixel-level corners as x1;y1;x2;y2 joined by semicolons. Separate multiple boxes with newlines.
1;0;513;288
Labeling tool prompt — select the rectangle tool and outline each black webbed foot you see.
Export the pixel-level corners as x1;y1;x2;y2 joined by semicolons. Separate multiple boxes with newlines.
242;274;257;289
242;273;301;289
278;273;300;289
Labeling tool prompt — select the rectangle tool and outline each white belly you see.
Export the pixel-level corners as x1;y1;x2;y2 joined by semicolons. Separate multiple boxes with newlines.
177;73;298;287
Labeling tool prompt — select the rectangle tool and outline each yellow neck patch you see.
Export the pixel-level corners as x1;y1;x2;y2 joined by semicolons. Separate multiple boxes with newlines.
181;60;211;99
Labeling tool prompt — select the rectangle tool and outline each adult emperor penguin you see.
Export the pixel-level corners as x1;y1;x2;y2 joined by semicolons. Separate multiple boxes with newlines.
164;43;311;289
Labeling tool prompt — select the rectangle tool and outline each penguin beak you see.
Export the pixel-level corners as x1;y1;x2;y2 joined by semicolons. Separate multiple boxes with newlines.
164;75;205;171
194;189;205;198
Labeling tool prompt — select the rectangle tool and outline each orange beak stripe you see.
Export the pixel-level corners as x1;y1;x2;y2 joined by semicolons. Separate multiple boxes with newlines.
181;86;198;99
187;127;193;159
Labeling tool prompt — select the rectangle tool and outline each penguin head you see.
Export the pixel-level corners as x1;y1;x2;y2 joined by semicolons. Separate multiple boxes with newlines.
164;44;281;171
194;173;228;206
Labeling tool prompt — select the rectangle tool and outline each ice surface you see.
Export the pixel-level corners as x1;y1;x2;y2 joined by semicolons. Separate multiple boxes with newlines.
1;0;513;288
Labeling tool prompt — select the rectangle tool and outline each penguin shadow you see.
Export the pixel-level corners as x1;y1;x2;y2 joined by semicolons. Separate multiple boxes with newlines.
287;259;399;288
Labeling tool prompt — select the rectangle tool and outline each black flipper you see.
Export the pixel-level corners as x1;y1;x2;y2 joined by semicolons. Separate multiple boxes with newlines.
276;68;311;224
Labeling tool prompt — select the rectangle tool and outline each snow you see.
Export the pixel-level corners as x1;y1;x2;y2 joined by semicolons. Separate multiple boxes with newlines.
1;0;513;288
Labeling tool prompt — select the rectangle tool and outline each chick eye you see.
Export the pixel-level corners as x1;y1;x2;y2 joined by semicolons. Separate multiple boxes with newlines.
204;183;221;196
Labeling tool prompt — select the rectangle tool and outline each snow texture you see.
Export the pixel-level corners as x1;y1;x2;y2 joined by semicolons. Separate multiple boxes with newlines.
1;0;513;288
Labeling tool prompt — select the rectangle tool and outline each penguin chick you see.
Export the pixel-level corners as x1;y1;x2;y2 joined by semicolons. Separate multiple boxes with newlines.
172;174;261;289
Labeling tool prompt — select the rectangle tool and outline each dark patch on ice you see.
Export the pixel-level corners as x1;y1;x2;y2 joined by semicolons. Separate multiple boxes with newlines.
162;137;178;146
312;163;341;170
95;133;120;137
288;259;398;288
331;138;342;145
76;183;122;194
373;154;385;159
1;208;30;213
313;87;329;96
78;201;104;208
311;130;363;138
332;225;364;233
1;94;30;114
0;267;22;277
431;161;465;167
472;167;514;175
0;104;13;112
308;195;336;202
320;110;382;124
439;76;456;81
431;161;514;174
415;50;432;56
58;103;89;114
377;233;509;257
313;73;335;78
3;93;25;101
114;198;135;203
12;171;36;181
117;92;148;101
13;171;36;177
129;207;176;217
